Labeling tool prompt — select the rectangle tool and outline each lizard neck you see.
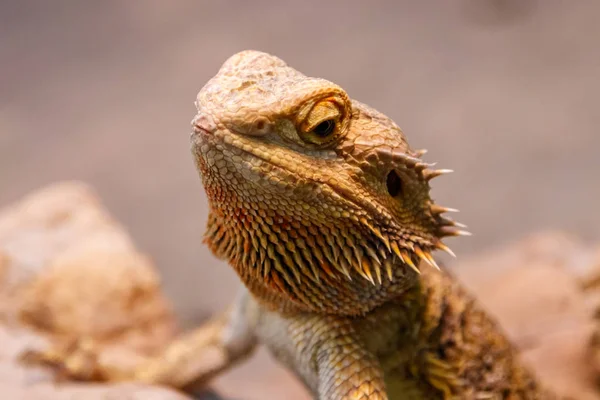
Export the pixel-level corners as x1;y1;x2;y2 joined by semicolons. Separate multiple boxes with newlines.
203;202;419;316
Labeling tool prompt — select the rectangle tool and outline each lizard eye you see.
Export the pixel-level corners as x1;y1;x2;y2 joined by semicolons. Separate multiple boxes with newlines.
298;98;345;145
312;120;335;137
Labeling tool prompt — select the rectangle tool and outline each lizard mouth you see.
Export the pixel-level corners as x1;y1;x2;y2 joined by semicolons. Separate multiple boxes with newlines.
191;111;217;137
192;126;212;137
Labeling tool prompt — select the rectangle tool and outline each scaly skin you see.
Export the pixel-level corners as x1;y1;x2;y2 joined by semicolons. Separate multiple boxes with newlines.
22;51;557;399
190;51;554;399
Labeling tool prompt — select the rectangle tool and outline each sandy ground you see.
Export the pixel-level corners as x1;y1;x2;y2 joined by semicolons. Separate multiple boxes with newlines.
1;1;599;397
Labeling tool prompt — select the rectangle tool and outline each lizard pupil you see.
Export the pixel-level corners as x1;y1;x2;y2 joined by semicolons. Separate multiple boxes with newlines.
386;170;403;197
312;120;335;137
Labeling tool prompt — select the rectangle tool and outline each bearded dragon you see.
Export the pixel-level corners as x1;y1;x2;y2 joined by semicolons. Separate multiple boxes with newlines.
23;51;557;399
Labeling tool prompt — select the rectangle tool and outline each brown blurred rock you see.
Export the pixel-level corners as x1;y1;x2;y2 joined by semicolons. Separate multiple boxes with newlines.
456;231;600;400
0;182;192;399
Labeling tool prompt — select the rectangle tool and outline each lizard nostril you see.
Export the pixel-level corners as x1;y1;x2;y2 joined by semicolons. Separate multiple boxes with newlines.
192;112;216;135
386;170;403;198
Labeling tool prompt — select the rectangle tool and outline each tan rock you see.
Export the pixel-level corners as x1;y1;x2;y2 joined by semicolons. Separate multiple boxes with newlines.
456;231;600;400
0;182;191;399
19;250;174;354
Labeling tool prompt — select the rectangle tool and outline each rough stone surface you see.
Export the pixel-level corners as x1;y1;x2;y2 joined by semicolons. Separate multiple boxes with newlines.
456;232;600;400
0;182;191;399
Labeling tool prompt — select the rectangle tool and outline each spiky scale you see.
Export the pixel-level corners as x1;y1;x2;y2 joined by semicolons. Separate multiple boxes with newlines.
424;252;440;271
400;250;420;275
430;204;459;215
360;258;376;285
436;241;456;258
414;246;432;268
390;241;403;259
373;262;382;285
423;168;453;181
301;247;321;283
293;252;315;283
360;217;391;252
383;258;394;281
439;226;472;237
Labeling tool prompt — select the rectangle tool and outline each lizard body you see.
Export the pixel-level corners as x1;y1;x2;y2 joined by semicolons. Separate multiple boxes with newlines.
23;51;556;399
189;51;551;399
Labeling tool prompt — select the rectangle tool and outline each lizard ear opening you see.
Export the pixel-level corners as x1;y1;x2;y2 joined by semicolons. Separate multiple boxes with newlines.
386;170;403;198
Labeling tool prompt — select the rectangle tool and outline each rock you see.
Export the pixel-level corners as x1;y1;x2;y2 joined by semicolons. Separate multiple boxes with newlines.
0;182;193;399
456;231;600;400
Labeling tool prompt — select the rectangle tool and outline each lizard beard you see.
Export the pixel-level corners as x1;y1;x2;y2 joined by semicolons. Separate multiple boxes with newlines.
203;200;423;316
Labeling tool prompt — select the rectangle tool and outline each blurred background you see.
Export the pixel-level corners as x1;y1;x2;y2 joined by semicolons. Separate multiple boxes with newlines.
1;1;599;398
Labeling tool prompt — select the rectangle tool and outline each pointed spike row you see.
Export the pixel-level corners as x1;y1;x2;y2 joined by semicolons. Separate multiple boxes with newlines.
415;162;437;172
377;243;388;260
301;248;321;283
270;269;286;293
312;246;325;266
378;148;422;167
414;247;432;268
272;259;293;288
364;245;381;265
360;218;391;253
258;232;268;249
334;259;352;280
430;204;459;215
289;261;302;284
259;247;267;266
390;241;403;259
384;258;394;281
361;259;376;285
321;245;337;267
293;252;313;283
320;262;338;280
415;163;427;172
423;252;440;271
353;260;371;283
249;249;257;266
439;226;472;237
413;149;428;157
379;233;391;253
263;258;271;278
352;245;363;267
331;244;340;263
435;242;456;258
329;261;348;279
438;216;467;228
375;265;382;285
342;246;354;267
324;234;340;262
422;169;453;181
282;253;302;283
392;152;422;166
400;250;420;275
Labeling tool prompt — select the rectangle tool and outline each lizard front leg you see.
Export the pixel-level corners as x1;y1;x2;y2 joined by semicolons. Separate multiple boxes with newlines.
21;290;257;392
257;309;388;400
315;323;388;400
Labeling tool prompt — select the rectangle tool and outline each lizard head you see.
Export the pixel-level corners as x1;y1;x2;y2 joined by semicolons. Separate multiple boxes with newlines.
191;50;469;315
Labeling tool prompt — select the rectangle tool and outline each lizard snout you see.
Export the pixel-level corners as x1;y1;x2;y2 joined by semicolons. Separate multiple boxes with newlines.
191;111;216;136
